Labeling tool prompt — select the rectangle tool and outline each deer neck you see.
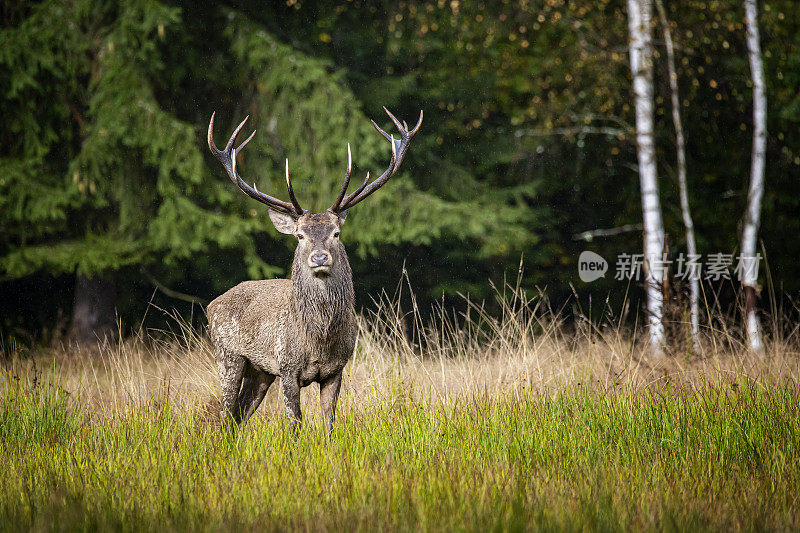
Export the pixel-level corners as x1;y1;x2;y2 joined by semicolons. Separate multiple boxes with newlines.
289;253;354;342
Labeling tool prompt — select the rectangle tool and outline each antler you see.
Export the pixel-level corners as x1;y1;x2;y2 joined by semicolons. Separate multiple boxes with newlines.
330;107;423;212
208;113;304;216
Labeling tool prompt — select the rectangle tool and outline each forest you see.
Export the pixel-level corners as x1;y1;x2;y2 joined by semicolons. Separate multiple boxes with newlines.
3;1;800;530
2;0;798;349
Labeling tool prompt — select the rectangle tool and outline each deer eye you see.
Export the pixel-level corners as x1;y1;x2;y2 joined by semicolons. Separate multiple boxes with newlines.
333;231;340;239
297;234;304;240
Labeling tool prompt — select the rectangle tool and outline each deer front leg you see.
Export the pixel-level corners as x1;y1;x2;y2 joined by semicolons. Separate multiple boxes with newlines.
281;374;302;434
320;372;343;433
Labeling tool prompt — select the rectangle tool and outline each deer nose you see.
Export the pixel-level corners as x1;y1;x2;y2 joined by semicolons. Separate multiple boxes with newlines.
310;251;330;267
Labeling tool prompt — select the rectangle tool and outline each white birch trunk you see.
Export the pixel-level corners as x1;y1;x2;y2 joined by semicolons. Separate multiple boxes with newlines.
742;0;766;354
627;0;666;356
656;0;700;352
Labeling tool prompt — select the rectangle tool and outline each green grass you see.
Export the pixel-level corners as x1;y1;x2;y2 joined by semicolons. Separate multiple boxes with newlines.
2;376;799;532
3;282;799;531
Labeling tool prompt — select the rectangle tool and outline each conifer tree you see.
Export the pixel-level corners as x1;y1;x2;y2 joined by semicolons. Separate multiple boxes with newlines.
1;1;507;341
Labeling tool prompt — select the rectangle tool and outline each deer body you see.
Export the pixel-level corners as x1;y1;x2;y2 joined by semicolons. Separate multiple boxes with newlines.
208;278;355;377
206;107;421;431
207;213;356;429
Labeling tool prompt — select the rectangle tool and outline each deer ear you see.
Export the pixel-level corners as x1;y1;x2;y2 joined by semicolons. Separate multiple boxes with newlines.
268;208;297;234
336;209;348;226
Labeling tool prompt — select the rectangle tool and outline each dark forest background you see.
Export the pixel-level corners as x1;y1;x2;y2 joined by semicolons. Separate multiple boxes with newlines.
2;0;798;344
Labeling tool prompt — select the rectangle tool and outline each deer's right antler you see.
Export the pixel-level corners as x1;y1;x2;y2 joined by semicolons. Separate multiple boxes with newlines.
208;113;304;216
330;107;423;213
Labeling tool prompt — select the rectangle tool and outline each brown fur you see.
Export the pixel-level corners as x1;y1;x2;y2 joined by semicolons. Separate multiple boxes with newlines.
205;107;422;430
207;210;355;431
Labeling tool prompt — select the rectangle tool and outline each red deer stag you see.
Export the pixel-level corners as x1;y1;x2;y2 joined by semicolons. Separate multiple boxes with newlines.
206;108;422;431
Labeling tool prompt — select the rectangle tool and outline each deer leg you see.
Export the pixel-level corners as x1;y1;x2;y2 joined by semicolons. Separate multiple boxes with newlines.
320;372;343;434
281;374;302;434
217;350;245;431
237;371;275;426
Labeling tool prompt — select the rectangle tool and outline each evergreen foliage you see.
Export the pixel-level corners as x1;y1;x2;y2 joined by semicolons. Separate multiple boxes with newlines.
1;0;799;338
1;1;267;279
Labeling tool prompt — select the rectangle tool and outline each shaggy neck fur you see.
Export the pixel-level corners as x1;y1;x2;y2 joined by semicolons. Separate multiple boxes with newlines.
290;244;354;344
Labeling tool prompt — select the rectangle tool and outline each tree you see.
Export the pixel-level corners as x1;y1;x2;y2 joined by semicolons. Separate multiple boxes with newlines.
4;0;800;344
741;0;766;353
627;0;666;355
0;1;253;343
256;1;637;303
0;1;508;342
656;0;700;352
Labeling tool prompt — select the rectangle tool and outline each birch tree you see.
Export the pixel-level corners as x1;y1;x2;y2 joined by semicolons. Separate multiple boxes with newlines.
627;0;666;356
656;0;700;352
741;0;766;353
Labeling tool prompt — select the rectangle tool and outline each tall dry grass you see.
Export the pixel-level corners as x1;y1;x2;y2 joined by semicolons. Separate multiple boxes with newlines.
3;274;797;421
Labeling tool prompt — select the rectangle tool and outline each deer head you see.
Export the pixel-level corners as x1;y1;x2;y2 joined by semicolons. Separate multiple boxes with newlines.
207;108;423;278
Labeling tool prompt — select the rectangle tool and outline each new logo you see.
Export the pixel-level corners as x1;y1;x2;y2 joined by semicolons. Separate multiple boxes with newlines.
579;251;608;282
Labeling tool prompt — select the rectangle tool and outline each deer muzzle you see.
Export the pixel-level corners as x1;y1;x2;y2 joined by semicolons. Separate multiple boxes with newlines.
308;250;332;275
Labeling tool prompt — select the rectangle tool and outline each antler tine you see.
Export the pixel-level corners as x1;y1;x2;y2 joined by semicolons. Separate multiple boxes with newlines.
335;108;421;211
383;106;404;132
226;115;250;151
208;112;300;216
348;171;371;202
330;143;352;211
410;110;424;135
208;112;222;158
391;109;423;166
285;159;304;214
370;119;393;142
231;149;294;215
238;128;257;152
339;140;396;211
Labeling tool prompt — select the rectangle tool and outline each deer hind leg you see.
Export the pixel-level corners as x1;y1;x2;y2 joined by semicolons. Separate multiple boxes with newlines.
237;365;275;426
217;348;245;430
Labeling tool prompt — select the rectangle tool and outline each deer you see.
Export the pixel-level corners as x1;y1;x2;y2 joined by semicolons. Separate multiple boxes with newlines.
206;107;422;432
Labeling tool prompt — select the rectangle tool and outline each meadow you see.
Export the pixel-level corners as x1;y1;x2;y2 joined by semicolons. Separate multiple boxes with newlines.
2;285;799;531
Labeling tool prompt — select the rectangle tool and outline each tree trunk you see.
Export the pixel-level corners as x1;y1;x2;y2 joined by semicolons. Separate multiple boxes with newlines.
656;0;700;352
742;0;766;354
627;0;666;356
67;273;117;346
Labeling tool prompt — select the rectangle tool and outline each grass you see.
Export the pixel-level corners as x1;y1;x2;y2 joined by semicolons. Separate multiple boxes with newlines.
2;281;799;531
